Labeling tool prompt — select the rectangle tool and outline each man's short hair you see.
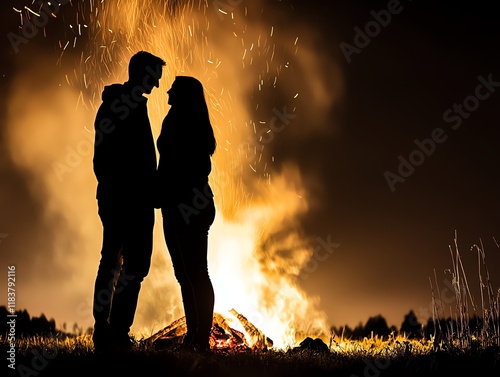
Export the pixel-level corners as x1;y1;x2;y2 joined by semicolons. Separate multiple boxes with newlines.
128;51;166;82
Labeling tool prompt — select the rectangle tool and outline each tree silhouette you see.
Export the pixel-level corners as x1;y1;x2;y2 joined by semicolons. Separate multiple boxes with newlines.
363;314;392;338
332;314;396;340
400;310;422;339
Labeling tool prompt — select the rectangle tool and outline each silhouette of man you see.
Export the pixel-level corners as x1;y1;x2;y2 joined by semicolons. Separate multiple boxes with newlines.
92;51;166;352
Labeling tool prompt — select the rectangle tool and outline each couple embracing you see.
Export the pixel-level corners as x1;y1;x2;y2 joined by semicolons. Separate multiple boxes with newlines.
91;51;216;354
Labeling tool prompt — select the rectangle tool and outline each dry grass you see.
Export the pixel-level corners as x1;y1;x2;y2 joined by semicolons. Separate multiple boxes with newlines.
3;330;499;377
429;233;500;350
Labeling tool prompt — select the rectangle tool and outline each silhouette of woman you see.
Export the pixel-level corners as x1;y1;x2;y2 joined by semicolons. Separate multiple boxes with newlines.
156;76;217;351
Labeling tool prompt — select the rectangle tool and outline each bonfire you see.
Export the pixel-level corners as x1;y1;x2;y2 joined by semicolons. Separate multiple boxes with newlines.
147;309;274;351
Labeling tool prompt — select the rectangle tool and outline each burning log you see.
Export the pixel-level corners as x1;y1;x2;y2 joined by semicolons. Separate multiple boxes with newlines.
146;309;273;351
229;308;274;349
146;316;187;346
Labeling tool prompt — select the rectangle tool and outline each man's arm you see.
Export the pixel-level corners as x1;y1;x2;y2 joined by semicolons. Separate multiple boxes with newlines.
93;103;125;186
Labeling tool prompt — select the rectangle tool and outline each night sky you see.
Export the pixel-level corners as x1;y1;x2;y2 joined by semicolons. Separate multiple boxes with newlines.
0;0;499;337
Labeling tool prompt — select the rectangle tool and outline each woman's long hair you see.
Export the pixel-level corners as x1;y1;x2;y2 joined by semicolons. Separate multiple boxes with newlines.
172;76;216;156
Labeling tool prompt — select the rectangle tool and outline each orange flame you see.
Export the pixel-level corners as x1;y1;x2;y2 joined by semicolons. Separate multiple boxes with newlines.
6;0;342;349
